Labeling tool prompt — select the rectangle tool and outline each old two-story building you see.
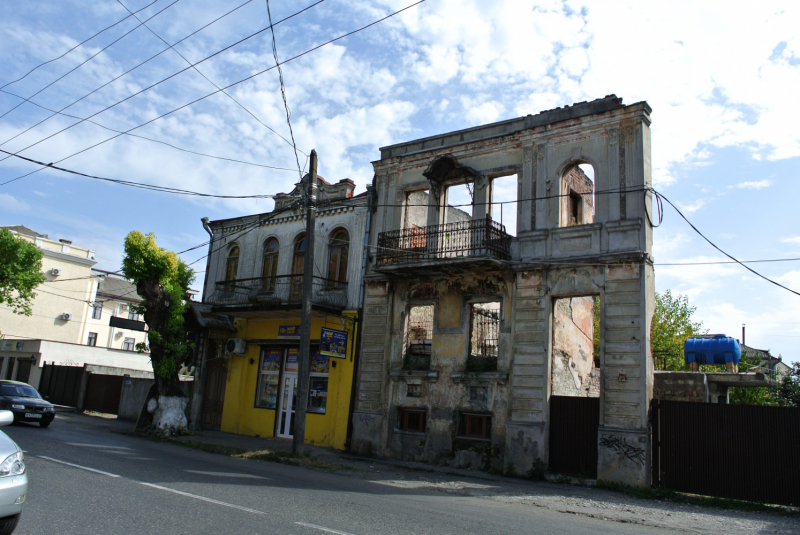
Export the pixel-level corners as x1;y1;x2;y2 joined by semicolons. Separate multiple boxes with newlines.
200;177;369;449
350;95;655;486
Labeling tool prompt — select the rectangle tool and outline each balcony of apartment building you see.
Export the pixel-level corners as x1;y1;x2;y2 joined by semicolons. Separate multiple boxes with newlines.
374;156;513;275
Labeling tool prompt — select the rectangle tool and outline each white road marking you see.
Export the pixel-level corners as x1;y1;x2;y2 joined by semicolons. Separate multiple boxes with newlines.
185;469;267;479
39;456;120;478
65;443;132;450
295;522;357;535
140;483;265;515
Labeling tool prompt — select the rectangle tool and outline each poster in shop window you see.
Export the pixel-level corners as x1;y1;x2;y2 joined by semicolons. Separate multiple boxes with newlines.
285;348;299;372
319;328;347;359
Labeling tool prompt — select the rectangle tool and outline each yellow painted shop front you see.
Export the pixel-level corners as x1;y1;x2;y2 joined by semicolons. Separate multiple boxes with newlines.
219;313;356;450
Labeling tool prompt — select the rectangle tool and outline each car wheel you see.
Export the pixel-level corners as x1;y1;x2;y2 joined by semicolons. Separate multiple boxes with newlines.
40;421;50;428
0;513;20;535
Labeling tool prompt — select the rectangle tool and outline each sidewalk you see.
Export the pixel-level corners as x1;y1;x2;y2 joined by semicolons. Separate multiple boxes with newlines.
55;411;800;535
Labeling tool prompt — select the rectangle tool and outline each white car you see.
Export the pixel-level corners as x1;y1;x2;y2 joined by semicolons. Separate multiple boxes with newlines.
0;411;26;534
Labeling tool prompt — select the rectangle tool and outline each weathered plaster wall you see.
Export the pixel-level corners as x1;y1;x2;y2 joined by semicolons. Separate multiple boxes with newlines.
551;296;597;397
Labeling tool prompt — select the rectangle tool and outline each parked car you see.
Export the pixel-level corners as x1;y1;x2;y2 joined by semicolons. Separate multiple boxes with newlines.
0;382;55;428
0;410;27;534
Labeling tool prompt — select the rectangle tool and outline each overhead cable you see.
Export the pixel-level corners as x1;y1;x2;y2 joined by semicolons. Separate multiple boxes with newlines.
0;0;159;90
0;0;425;187
0;0;183;121
0;149;277;198
0;0;327;162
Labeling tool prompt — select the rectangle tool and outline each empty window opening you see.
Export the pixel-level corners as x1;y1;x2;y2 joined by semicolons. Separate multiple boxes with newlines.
398;408;426;433
404;305;434;371
467;301;500;372
560;164;595;227
490;174;517;236
404;189;430;230
551;296;600;397
458;413;491;440
444;182;473;224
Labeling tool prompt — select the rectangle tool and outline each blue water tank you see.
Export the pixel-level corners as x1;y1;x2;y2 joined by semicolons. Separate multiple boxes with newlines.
684;335;741;365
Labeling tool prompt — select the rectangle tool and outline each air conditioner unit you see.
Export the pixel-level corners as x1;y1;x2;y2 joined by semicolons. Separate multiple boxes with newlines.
61;313;73;321
51;268;62;276
225;338;247;355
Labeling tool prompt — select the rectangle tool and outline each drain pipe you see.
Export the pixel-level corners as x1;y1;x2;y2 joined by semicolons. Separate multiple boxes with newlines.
189;217;215;431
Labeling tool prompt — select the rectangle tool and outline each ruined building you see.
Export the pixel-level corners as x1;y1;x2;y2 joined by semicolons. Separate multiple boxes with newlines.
350;95;655;486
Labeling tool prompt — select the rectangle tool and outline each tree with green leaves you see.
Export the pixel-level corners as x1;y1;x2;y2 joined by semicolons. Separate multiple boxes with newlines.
121;231;194;429
774;362;800;407
0;228;46;316
651;289;706;371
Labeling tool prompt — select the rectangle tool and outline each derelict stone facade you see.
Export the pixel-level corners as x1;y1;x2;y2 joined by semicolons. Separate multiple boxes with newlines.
351;96;655;486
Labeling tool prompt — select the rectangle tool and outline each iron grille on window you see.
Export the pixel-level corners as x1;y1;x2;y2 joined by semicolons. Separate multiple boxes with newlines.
404;305;433;370
470;303;500;358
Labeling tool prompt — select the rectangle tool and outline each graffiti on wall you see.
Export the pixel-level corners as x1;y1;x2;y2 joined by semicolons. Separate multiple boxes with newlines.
600;434;645;466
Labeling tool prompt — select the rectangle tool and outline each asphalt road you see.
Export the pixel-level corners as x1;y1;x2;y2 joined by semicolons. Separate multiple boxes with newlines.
3;416;686;535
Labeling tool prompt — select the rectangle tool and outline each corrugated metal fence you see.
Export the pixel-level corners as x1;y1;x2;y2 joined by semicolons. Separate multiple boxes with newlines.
549;395;600;478
652;399;800;506
38;363;84;407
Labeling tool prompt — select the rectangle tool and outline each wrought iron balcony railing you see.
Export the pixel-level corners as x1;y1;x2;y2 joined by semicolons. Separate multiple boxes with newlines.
376;215;511;266
208;275;348;310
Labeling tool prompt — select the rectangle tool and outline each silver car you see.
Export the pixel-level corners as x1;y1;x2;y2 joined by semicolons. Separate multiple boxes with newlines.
0;411;26;534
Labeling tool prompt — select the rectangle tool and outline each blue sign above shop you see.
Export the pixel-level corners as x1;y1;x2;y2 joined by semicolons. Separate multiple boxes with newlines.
319;328;347;359
277;325;300;339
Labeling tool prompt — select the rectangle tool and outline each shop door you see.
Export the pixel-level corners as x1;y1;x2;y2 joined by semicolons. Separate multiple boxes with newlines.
201;359;228;430
277;374;297;438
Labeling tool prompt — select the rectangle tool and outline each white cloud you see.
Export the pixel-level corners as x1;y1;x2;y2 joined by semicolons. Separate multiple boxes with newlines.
465;101;505;125
677;200;705;214
733;180;772;189
782;237;800;245
0;193;29;212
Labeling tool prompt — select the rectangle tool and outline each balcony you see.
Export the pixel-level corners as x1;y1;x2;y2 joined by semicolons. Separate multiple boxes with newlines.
207;275;348;315
376;216;511;272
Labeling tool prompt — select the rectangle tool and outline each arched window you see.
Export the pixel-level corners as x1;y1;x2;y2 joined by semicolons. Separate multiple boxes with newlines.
327;229;349;283
226;245;240;281
262;238;279;291
290;234;306;301
560;163;595;227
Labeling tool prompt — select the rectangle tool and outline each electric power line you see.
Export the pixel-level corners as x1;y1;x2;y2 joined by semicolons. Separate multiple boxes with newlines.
0;148;279;198
0;0;183;121
0;90;295;171
265;0;303;181
0;0;426;189
0;0;327;164
0;0;158;90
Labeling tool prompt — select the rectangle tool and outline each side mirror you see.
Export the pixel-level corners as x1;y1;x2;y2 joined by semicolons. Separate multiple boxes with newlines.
0;411;14;427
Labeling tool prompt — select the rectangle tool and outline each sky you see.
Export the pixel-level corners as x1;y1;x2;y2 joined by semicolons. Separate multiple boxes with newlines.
1;0;798;362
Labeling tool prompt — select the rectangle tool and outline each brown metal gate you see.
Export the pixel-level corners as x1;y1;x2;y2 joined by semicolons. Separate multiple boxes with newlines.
652;399;800;506
38;364;84;407
83;374;124;414
549;395;600;478
201;360;227;430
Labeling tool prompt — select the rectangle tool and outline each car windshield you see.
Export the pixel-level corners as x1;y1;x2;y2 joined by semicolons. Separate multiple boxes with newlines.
0;384;41;398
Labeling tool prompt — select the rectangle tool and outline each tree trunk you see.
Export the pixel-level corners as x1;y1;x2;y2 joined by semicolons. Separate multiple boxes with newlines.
138;278;188;429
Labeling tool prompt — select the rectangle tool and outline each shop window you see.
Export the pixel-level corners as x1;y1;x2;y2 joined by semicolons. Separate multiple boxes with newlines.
560;164;595;227
458;413;491;439
87;333;97;347
397;408;426;433
326;229;349;284
490;174;518;236
308;351;329;414
256;349;281;409
404;305;434;371
123;338;136;351
262;238;279;291
467;301;500;372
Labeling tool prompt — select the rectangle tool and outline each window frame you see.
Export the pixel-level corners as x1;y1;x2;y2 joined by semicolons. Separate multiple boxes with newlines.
127;309;140;321
122;337;136;351
225;245;240;282
87;332;98;347
91;302;103;320
457;412;492;440
397;408;427;434
326;228;350;284
256;348;282;410
262;238;280;291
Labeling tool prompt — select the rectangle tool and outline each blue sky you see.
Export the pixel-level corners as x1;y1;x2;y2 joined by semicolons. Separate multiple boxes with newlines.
1;0;798;362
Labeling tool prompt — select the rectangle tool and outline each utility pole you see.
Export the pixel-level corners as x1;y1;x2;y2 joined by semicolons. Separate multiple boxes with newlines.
293;149;317;455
